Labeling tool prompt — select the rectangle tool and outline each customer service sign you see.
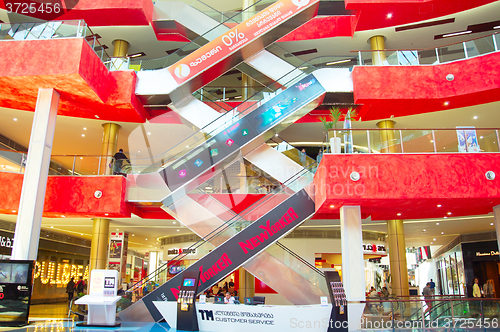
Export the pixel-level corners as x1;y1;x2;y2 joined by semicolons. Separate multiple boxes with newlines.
168;0;318;85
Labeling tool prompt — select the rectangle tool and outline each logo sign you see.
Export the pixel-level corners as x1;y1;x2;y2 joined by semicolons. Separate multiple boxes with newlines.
226;139;234;146
167;0;319;85
242;129;249;136
179;170;187;177
210;149;218;157
168;248;196;256
3;0;80;22
104;277;115;289
194;159;203;167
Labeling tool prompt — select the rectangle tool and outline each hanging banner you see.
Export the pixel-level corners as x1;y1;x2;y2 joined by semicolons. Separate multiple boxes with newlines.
167;0;319;85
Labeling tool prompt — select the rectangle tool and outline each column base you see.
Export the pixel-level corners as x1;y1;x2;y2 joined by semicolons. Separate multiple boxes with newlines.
347;302;365;332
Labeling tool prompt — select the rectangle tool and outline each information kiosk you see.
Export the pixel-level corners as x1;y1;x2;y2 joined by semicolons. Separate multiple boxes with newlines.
0;260;34;327
75;269;121;327
176;271;201;331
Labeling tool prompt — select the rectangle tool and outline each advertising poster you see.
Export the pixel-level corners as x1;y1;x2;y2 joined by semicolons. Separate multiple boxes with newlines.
456;126;480;152
109;240;122;259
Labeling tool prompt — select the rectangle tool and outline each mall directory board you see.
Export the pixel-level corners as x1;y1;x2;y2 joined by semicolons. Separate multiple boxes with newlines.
0;260;34;326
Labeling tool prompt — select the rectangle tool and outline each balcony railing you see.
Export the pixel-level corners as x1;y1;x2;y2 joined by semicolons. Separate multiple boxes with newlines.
0;149;117;176
322;128;500;154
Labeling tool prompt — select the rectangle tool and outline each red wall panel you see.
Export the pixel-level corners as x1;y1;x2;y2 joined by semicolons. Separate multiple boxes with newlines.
315;153;500;220
0;172;132;218
353;52;500;120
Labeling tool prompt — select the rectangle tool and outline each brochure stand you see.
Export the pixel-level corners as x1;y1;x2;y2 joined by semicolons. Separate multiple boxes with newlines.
75;269;121;327
325;270;348;332
176;271;201;331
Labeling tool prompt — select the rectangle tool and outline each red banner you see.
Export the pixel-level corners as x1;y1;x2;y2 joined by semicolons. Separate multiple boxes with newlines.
167;0;318;85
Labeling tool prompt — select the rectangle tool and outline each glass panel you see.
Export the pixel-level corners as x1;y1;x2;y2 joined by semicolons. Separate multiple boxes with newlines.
359;52;373;66
397;50;419;65
434;130;460;153
417;49;438;65
465;36;496;57
0;150;25;173
351;130;370;153
384;50;398;65
369;130;400;153
437;43;466;63
401;130;434;153
495;33;500;51
476;129;499;152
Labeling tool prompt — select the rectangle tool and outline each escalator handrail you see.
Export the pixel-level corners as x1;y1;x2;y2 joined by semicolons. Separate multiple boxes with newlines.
275;241;325;277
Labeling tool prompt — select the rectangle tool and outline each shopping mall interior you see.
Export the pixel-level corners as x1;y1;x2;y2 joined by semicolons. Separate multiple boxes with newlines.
0;0;499;330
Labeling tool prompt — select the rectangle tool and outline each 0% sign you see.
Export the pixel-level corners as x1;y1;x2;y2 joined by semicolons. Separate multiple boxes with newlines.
222;29;245;46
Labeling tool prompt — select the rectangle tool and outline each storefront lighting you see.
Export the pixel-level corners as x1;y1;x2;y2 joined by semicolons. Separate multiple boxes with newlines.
34;261;89;285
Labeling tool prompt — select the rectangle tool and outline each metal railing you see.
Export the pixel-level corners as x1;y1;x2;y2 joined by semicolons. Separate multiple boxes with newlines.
322;127;500;154
0;149;120;176
361;296;500;328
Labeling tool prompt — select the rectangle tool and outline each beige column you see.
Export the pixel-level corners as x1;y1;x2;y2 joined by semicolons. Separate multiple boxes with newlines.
90;218;110;272
113;39;129;58
238;268;255;299
100;123;120;175
369;35;387;65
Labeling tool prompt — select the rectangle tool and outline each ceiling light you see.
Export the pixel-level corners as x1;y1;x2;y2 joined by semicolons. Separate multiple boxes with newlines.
298;66;308;70
11;210;16;213
132;234;134;236
433;238;436;241
326;59;351;66
423;229;426;232
235;96;242;99
127;52;146;58
145;238;148;240
430;140;434;143
437;204;441;207
275;133;278;137
436;223;440;225
491;223;494;226
442;31;472;38
116;229;119;230
444;216;448;219
494;26;500;29
81;134;85;137
444;101;449;106
83;127;87;130
177;230;179;232
138;151;140;153
50;226;53;228
397;213;401;216
105;213;108;216
447;212;452;215
173;221;176;224
480;136;484;139
95;115;99;118
330;205;335;208
61;215;66;218
431;242;433;244
147;132;151;135
80;157;83;160
387;13;393;18
441;232;444;234
186;145;189;148
13;118;17;121
473;116;478;119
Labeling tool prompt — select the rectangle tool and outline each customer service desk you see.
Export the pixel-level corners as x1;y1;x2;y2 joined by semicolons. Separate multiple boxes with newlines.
154;301;333;332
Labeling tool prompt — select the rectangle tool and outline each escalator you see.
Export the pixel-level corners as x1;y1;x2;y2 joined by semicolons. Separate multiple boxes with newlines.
120;161;326;322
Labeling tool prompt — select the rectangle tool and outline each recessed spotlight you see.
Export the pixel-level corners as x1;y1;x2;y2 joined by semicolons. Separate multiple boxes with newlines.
61;215;66;218
50;226;53;228
423;229;426;232
147;132;151;135
491;223;494;226
81;233;83;235
441;232;444;234
444;101;449;106
480;136;483;139
330;205;335;208
173;221;176;224
132;234;135;236
83;127;87;130
105;213;108;216
447;212;452;215
81;134;85;137
275;133;278;137
145;238;148;240
397;213;401;216
95;115;99;119
13;118;17;121
387;13;392;18
80;157;83;160
138;151;140;153
436;223;440;225
444;216;448;219
430;140;434;143
431;242;433;244
177;230;179;232
116;229;119;231
11;210;16;213
186;145;189;148
433;238;436;241
437;204;441;207
473;116;478;119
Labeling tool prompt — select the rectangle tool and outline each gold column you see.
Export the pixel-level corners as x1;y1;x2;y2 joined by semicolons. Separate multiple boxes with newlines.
387;220;409;297
100;123;121;175
90;218;110;272
238;268;255;298
113;39;129;58
377;120;397;153
242;0;256;21
369;35;386;65
241;73;255;100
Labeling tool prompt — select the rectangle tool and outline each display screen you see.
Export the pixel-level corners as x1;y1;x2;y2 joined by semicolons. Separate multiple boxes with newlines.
183;278;195;287
0;263;29;284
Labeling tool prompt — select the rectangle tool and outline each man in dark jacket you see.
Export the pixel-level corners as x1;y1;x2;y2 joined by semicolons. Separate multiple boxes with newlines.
66;277;75;302
113;149;130;175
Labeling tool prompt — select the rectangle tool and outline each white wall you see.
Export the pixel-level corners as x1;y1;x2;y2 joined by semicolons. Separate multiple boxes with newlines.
415;259;437;293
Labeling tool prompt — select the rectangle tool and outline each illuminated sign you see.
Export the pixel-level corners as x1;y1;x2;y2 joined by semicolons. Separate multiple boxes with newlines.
362;244;387;254
33;261;89;285
168;248;196;256
476;251;500;257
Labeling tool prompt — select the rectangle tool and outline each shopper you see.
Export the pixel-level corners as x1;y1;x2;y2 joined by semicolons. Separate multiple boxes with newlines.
300;149;307;167
113;149;130;175
66;277;75;303
429;279;436;294
422;282;433;312
473;278;482;298
483;279;494;298
75;276;86;296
